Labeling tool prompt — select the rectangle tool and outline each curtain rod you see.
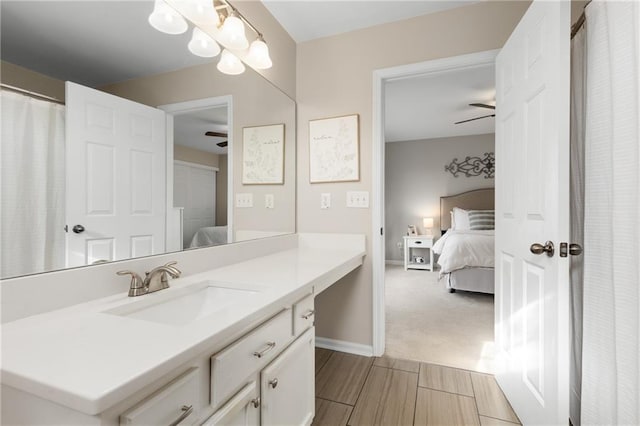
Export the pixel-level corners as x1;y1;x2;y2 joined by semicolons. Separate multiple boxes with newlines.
0;83;65;105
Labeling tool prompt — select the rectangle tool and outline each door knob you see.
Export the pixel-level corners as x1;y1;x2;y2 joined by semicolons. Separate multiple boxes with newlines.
72;224;85;234
530;241;554;257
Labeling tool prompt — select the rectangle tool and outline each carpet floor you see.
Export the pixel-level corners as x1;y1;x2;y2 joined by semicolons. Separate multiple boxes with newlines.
384;265;495;374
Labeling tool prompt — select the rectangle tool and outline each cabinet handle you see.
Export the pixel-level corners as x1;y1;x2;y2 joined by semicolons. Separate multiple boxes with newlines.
168;405;193;426
253;341;276;358
269;378;278;389
251;397;261;408
301;309;315;320
414;240;422;244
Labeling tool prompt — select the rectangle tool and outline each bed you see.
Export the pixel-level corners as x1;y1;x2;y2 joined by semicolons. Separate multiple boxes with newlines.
188;226;228;248
432;188;495;294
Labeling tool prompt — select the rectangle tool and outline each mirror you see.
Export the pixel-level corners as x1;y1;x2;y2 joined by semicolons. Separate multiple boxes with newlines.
0;1;296;279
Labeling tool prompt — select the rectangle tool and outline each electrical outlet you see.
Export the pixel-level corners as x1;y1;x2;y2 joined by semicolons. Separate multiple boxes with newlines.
265;194;274;209
346;191;369;208
320;193;331;209
235;193;253;208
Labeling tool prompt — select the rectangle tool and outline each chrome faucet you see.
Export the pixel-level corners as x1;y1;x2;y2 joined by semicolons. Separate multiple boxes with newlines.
117;261;181;297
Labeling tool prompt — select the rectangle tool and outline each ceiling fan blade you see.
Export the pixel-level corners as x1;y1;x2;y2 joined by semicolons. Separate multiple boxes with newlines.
454;114;496;125
205;131;228;138
469;103;496;110
216;141;228;147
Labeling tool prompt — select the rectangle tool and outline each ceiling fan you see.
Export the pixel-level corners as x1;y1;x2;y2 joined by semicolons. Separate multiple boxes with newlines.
205;131;228;147
454;103;496;125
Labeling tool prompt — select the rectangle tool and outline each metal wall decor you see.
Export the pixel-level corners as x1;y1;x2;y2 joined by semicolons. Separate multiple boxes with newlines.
445;152;495;179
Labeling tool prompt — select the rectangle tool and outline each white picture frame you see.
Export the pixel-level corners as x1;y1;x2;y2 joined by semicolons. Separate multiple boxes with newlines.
309;114;359;183
242;123;285;185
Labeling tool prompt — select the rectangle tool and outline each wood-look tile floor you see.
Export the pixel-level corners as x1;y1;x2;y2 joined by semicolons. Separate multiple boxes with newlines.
313;349;521;426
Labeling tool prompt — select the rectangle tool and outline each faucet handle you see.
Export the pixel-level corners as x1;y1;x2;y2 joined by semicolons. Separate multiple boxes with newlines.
116;270;147;297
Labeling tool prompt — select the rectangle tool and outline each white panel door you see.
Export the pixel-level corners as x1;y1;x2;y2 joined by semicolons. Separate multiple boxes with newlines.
65;82;166;266
494;1;570;425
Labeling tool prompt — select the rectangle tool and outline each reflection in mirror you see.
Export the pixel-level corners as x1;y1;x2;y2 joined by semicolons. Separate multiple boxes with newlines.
0;1;295;279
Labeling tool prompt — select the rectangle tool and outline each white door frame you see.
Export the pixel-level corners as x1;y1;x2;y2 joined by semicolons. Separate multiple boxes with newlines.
159;95;234;245
371;50;500;356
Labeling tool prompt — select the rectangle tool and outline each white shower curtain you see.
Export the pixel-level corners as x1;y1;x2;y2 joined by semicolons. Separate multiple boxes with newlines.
581;1;640;425
1;90;66;277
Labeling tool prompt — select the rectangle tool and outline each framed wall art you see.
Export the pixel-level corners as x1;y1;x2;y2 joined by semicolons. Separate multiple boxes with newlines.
242;123;285;185
309;114;359;183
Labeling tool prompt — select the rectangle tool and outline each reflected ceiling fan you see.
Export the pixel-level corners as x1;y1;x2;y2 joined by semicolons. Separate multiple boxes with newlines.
205;131;228;147
454;103;496;125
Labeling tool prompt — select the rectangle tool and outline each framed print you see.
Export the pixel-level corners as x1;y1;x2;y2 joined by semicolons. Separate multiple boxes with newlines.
309;114;359;183
407;225;418;236
242;123;285;185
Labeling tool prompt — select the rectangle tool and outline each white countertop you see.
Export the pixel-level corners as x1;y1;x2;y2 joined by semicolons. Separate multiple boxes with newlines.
1;240;365;415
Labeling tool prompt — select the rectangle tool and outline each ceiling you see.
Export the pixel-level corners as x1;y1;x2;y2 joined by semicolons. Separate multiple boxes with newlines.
174;107;229;155
261;0;477;42
384;64;495;142
1;1;211;87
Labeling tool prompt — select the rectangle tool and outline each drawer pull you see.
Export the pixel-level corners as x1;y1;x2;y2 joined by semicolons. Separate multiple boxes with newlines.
253;341;276;358
251;397;261;408
301;309;315;320
269;378;278;389
168;405;193;426
414;240;422;244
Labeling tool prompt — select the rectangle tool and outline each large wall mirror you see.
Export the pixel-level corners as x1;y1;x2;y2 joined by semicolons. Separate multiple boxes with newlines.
0;1;296;280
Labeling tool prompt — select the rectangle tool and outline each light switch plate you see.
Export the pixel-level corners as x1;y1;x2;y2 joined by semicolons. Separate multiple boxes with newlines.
265;194;274;209
321;193;331;209
347;191;369;208
236;193;253;208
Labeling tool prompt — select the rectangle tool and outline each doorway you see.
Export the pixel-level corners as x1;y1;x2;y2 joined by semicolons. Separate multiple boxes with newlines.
371;50;499;371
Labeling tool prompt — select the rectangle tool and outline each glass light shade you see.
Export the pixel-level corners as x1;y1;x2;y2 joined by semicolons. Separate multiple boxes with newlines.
219;16;249;50
217;49;245;75
245;39;273;70
148;0;188;35
423;217;434;230
188;28;221;57
187;0;219;26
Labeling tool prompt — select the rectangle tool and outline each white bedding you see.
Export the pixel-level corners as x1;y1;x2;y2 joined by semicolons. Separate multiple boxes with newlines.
432;229;494;273
189;226;228;248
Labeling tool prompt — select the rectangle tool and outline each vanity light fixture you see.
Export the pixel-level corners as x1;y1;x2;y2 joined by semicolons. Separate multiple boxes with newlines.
217;49;246;75
148;0;188;35
148;0;273;76
188;27;221;57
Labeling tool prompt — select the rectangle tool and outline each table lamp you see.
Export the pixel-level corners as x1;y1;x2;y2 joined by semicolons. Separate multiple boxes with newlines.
422;217;434;236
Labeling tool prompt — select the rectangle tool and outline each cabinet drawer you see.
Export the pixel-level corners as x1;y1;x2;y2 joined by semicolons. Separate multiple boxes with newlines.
407;238;432;248
120;367;199;426
293;293;314;336
210;309;293;409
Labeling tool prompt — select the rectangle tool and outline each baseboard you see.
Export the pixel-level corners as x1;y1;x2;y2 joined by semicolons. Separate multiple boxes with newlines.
385;260;403;266
315;337;374;357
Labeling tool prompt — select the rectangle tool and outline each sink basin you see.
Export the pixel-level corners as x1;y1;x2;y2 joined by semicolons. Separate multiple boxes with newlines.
105;282;259;326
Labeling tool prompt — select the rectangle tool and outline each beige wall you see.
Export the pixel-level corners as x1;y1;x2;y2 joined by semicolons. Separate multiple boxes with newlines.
1;61;65;101
174;145;220;168
296;1;531;346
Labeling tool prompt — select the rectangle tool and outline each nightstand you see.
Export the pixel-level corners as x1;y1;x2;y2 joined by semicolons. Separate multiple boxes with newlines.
403;235;434;271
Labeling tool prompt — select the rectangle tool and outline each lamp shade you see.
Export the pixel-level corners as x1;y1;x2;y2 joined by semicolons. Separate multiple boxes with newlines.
217;49;245;75
219;15;249;50
245;38;273;70
148;0;188;35
187;0;219;26
423;217;434;229
188;27;221;57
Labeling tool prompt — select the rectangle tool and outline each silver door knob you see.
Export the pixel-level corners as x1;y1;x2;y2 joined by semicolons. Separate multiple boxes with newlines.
530;241;554;257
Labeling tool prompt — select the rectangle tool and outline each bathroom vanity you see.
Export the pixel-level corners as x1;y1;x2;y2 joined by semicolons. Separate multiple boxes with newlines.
1;234;365;425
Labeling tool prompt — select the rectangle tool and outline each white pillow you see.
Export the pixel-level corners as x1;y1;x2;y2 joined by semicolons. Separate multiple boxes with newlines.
452;207;470;230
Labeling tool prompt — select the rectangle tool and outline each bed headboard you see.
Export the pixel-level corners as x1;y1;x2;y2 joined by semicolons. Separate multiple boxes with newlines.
440;188;495;231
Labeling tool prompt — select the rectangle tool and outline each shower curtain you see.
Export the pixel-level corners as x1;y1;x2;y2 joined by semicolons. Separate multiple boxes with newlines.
1;90;66;277
581;1;640;425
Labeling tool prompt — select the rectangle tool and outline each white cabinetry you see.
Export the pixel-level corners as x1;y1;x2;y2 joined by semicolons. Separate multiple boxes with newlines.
203;382;260;426
261;328;314;426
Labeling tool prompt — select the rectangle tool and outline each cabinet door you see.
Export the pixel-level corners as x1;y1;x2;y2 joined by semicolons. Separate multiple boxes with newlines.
260;328;314;426
203;381;259;426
